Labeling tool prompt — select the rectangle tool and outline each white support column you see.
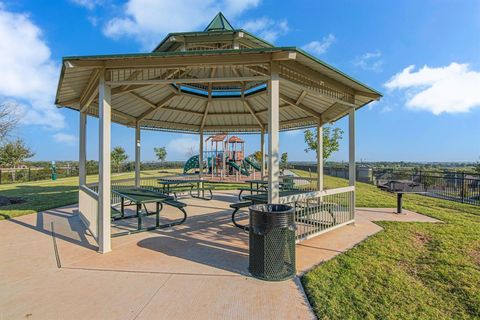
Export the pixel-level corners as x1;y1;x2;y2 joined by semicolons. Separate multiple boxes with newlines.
348;107;356;221
134;121;141;187
317;121;323;192
268;61;280;203
98;71;111;253
260;128;266;178
199;130;204;178
79;111;87;186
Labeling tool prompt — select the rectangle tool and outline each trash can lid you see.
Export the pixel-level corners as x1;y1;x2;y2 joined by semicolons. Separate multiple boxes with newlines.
250;204;293;213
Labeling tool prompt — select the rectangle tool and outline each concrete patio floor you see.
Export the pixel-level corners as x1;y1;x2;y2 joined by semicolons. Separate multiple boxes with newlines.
0;190;441;320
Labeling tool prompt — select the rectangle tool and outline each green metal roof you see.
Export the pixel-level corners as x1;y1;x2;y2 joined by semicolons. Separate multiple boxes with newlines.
204;12;234;31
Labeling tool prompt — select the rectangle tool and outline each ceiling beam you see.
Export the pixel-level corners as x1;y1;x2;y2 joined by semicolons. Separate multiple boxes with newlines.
106;75;270;86
200;84;212;130
296;90;307;105
134;93;177;121
280;93;323;119
79;69;101;112
255;104;289;116
129;92;157;109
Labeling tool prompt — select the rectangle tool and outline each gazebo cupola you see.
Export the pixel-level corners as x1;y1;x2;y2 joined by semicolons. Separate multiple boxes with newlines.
153;12;273;52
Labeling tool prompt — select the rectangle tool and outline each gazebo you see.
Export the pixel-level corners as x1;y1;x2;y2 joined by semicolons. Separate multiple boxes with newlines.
55;13;381;253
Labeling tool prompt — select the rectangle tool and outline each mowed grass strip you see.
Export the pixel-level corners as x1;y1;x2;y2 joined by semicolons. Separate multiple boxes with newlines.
292;170;480;319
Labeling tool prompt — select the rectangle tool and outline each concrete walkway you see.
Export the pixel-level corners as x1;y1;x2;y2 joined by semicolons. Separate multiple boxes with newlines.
0;191;440;320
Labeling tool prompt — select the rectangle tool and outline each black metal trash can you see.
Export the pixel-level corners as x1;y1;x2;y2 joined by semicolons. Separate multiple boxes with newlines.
248;204;296;281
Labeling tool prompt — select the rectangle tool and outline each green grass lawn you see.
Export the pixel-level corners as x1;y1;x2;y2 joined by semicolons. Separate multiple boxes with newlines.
292;170;480;319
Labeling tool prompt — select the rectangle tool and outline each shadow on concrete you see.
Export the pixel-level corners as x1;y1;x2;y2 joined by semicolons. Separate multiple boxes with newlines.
4;206;97;251
138;210;249;275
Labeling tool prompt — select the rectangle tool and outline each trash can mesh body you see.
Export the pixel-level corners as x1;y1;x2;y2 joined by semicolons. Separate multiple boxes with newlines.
248;204;296;281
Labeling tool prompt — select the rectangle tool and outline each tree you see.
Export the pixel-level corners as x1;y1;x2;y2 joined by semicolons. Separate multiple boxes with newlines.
185;146;197;158
304;126;343;160
111;146;128;173
281;152;288;169
474;160;480;174
0;103;18;142
154;147;167;163
0;139;34;181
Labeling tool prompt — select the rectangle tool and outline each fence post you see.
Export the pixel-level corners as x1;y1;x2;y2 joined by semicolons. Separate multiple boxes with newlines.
0;169;2;184
461;172;465;203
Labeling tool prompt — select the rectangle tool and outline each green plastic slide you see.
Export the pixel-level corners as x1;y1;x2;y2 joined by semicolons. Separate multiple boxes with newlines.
227;160;249;176
183;155;199;173
244;157;261;171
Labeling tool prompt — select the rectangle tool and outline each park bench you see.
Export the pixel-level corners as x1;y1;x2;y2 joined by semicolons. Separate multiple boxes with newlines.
162;199;188;225
237;187;267;200
230;201;253;231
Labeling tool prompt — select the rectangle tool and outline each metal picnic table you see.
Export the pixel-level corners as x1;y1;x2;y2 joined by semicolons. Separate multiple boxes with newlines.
238;179;290;200
111;187;186;237
158;178;213;200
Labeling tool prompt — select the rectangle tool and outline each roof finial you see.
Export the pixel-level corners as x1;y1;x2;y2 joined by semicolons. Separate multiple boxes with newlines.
204;12;234;31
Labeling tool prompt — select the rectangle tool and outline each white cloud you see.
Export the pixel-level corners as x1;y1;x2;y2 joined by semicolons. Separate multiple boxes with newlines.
167;135;198;157
53;133;77;145
385;63;480;115
380;105;393;113
103;0;261;48
366;100;378;111
354;50;383;72
70;0;106;10
285;129;302;136
241;17;289;43
302;34;335;56
0;3;65;130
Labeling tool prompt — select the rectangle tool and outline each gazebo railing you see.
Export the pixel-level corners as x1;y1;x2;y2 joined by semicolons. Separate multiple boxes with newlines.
87;176;172;205
78;185;99;241
279;186;355;242
84;176;354;242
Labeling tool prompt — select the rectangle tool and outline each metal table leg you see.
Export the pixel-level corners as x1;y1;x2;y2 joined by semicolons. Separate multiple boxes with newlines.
137;203;142;229
156;202;160;227
121;197;125;218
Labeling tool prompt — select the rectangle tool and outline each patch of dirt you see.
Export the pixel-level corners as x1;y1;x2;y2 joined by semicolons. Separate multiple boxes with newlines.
469;247;480;266
413;232;432;248
0;196;26;206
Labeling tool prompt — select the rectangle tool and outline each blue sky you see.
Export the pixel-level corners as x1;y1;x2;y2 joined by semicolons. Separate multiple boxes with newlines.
1;0;479;162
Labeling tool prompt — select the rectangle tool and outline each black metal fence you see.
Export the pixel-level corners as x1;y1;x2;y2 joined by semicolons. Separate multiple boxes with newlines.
291;164;480;206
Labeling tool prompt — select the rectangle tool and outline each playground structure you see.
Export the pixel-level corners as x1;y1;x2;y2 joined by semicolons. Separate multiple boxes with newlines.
184;133;262;181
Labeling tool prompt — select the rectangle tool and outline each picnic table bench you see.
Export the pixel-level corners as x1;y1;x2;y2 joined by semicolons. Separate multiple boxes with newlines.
158;178;214;200
111;187;187;237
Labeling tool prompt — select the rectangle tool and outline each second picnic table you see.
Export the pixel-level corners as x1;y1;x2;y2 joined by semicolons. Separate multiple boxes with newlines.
158;178;214;200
